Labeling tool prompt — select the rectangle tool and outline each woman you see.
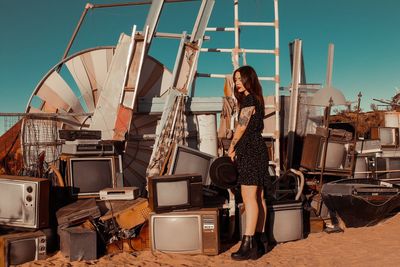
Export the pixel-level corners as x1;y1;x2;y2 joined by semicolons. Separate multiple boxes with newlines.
228;65;269;261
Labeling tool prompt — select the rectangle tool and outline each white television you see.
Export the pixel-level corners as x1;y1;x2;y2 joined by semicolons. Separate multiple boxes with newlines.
0;175;49;229
150;208;219;255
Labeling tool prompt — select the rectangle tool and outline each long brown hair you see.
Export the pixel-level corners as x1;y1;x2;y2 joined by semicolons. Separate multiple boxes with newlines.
233;65;265;109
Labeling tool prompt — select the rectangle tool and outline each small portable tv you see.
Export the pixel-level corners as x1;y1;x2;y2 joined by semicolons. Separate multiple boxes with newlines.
148;174;203;213
376;157;400;179
168;145;215;185
67;156;119;197
371;127;399;148
0;231;46;266
150;208;219;255
0;175;49;229
300;134;351;171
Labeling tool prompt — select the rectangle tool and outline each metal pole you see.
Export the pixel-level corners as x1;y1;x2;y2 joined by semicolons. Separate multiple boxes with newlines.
274;0;281;176
350;92;362;177
319;97;333;189
286;39;302;170
326;43;334;87
59;3;93;70
233;0;240;69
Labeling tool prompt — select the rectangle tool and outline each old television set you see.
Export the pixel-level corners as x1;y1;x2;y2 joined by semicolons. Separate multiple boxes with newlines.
148;174;203;213
66;156;119;197
0;231;46;266
168;145;215;185
371;127;399;148
150;208;219;255
0;175;49;229
300;134;351;172
376;157;400;179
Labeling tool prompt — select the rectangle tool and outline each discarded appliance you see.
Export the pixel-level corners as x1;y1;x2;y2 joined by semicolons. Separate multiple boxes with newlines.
148;173;203;213
149;208;220;255
370;127;399;148
300;133;351;172
267;200;303;243
60;226;97;261
0;175;50;229
58;129;101;141
0;231;47;266
168;145;215;186
321;178;400;227
64;155;122;198
56;198;101;229
61;140;116;156
99;187;140;201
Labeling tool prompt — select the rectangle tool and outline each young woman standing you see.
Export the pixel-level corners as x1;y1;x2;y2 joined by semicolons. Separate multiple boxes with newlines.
228;65;270;260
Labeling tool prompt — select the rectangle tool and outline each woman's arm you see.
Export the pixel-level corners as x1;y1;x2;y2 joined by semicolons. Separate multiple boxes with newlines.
227;106;255;161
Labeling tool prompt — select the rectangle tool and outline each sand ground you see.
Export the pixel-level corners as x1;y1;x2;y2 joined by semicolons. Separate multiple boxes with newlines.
19;212;400;267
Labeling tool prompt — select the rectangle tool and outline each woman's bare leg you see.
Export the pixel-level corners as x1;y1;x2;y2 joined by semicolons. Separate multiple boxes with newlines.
256;186;267;232
241;185;259;235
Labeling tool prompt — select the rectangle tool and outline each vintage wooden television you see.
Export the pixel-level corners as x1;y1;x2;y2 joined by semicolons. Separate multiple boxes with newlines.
149;208;219;255
300;134;351;172
371;127;399;148
0;231;46;266
0;175;49;229
148;174;203;213
376;157;400;180
168;145;215;186
66;156;120;198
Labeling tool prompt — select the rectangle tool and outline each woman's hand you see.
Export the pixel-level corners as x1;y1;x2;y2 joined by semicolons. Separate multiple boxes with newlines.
228;148;236;162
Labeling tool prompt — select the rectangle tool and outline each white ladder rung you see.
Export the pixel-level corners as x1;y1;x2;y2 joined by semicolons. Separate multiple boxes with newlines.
200;48;276;54
239;21;275;27
196;73;276;81
205;27;235;32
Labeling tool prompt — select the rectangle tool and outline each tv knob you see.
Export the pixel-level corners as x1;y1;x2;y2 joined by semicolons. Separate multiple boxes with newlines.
26;186;33;193
26;195;33;202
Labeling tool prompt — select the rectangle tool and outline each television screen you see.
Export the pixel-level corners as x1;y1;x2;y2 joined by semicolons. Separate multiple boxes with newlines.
319;141;348;169
380;128;398;146
9;239;37;265
169;145;215;185
0;176;49;229
156;180;189;207
152;215;201;252
388;158;400;179
0;182;26;223
69;157;116;196
0;231;46;267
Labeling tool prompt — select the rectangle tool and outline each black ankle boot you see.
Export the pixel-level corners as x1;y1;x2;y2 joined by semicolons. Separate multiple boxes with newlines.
254;232;266;256
231;235;259;261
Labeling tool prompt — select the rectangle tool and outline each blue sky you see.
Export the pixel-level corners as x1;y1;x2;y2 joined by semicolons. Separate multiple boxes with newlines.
1;0;399;113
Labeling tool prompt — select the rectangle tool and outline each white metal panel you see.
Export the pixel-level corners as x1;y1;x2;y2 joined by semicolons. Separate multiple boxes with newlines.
89;34;131;139
41;71;84;114
66;55;94;111
137;56;172;98
36;84;70;112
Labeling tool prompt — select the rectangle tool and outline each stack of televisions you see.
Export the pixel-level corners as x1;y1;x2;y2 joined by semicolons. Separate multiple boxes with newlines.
354;126;400;183
0;129;150;266
147;144;221;255
55;129;151;262
0;130;224;266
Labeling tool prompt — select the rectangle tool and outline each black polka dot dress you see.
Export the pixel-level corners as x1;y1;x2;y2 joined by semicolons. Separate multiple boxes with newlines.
235;94;270;187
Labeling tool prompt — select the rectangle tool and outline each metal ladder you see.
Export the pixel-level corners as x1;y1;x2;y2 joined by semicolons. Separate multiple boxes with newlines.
196;0;281;176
